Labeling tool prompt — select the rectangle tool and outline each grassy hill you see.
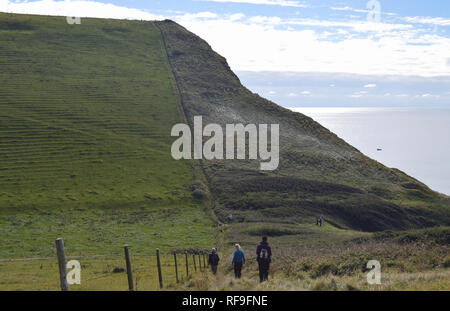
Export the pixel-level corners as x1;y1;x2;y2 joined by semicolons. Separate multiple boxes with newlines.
0;13;215;258
156;20;450;235
0;12;449;291
0;12;449;259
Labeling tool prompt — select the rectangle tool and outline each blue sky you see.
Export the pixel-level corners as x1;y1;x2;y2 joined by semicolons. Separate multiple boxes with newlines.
1;0;450;107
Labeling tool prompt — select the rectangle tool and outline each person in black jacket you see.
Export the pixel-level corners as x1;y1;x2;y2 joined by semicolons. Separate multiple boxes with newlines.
208;248;220;275
258;249;270;282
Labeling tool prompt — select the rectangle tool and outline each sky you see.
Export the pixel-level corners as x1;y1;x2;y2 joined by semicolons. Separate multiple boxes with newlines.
1;0;450;107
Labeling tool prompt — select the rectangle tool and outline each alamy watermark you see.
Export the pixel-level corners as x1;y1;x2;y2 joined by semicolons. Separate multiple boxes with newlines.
366;260;381;285
366;0;381;22
67;260;81;285
66;17;81;25
171;116;279;171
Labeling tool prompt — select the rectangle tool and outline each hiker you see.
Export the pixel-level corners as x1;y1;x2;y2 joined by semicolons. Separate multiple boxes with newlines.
232;244;245;278
316;216;319;226
256;236;272;261
208;248;220;275
258;249;270;282
227;214;233;223
319;216;324;227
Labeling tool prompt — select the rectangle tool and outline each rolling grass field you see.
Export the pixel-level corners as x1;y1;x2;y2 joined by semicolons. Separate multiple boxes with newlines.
0;13;216;262
178;225;450;291
0;252;204;291
2;224;448;291
0;13;448;290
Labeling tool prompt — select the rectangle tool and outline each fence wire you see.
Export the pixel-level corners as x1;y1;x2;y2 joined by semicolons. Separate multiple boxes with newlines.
0;250;212;291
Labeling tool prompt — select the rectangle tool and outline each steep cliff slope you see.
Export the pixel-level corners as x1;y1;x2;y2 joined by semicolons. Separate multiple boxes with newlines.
156;20;450;231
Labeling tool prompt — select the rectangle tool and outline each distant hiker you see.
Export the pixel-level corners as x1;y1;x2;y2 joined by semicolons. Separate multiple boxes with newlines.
227;214;233;223
316;216;320;226
256;236;272;262
232;244;245;278
319;216;324;227
258;249;270;282
208;248;220;275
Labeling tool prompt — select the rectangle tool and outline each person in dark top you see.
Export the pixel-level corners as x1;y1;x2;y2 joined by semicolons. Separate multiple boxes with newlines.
256;237;272;282
256;236;272;261
208;248;220;275
227;214;233;223
232;244;245;278
258;249;270;282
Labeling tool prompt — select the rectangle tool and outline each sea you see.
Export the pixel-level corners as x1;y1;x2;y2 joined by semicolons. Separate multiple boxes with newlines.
291;107;450;196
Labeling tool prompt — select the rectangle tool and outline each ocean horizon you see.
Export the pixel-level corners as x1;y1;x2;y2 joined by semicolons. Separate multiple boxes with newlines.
291;107;450;196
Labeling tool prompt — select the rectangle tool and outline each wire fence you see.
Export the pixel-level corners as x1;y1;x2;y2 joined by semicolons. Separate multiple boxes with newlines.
0;239;214;291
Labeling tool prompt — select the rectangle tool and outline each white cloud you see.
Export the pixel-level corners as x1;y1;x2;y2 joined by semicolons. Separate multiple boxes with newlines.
180;11;218;20
331;5;397;16
301;90;311;95
405;16;450;26
246;16;412;32
0;0;165;20
364;84;377;88
248;16;282;24
268;90;276;94
179;16;450;76
287;92;298;97
196;0;309;8
2;0;450;77
331;6;368;14
229;13;245;21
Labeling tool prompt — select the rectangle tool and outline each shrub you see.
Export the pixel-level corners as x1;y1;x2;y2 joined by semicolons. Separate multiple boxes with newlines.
246;225;301;237
442;258;450;268
310;262;338;278
346;284;360;291
193;189;207;199
190;180;208;199
112;267;125;273
311;279;338;291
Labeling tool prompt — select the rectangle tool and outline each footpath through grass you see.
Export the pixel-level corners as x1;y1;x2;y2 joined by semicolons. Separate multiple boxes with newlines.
178;225;450;291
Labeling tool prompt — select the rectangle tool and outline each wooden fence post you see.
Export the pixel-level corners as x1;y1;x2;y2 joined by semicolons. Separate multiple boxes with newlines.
124;245;134;291
55;238;69;291
193;254;197;272
198;254;202;271
156;249;163;289
203;253;207;267
185;252;189;277
173;253;179;283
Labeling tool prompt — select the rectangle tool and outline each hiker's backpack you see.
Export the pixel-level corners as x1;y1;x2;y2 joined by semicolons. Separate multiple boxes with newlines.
260;249;268;259
258;243;270;258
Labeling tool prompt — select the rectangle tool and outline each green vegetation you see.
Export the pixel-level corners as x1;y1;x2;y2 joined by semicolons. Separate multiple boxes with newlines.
0;13;216;259
0;14;448;290
0;253;187;291
2;224;448;291
172;226;450;291
157;19;450;234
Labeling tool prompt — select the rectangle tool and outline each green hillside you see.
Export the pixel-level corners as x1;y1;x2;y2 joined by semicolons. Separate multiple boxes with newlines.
156;20;450;234
0;13;449;291
0;13;215;258
0;13;449;260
